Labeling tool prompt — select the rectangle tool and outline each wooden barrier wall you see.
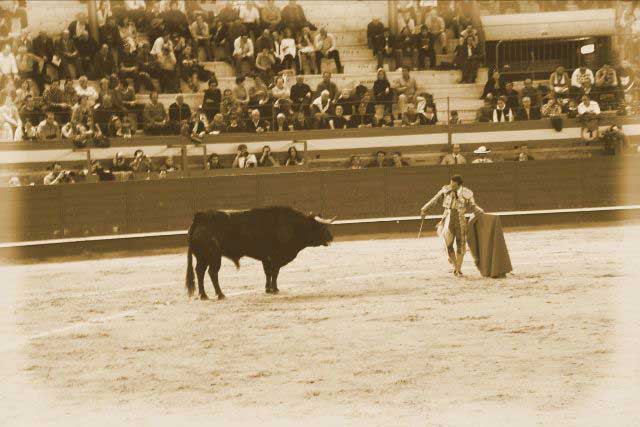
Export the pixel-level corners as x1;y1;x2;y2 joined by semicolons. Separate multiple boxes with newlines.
1;157;639;244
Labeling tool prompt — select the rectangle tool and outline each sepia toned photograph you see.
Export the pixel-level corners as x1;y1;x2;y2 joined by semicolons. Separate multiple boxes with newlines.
0;0;638;425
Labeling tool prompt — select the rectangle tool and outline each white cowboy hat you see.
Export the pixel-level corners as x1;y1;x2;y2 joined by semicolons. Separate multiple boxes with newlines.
474;146;491;154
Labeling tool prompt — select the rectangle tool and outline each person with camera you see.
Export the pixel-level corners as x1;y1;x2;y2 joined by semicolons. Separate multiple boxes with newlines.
129;149;154;173
232;144;258;168
258;145;280;167
44;162;74;185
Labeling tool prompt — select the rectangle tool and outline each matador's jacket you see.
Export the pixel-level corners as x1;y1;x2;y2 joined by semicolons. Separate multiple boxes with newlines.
422;185;484;251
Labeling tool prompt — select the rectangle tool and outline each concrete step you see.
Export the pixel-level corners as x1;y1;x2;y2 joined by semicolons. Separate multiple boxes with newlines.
202;61;235;79
339;45;376;61
333;30;368;47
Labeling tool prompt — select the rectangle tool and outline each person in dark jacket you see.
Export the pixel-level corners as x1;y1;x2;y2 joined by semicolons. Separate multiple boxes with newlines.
92;44;116;80
169;94;192;133
290;75;312;112
481;69;507;99
372;28;401;71
202;79;222;120
373;68;392;112
515;96;541;121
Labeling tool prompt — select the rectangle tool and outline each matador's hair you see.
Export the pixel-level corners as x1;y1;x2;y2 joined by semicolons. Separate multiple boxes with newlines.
451;175;464;185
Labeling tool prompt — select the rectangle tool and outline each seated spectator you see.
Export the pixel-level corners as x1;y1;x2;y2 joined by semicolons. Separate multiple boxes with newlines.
515;144;535;161
397;1;416;32
347;155;364;169
112;152;131;172
232;144;258;168
0;43;17;81
162;0;189;37
258;145;280;166
441;143;466;165
261;0;281;31
475;98;493;122
541;96;563;117
42;79;72;123
190;13;212;61
169;94;191;131
566;99;579;119
329;105;348;130
290;75;312;111
314;28;343;74
402;103;426;126
159;156;177;175
233;34;254;77
72;116;106;148
349;102;373;128
99;16;122;65
36;112;61;141
43;162;67;185
397;25;415;69
421;104;438;125
239;0;260;39
272;113;289;132
373;68;392;112
284;146;304;166
595;63;619;108
311;89;333;128
390;151;409;167
335;88;355;117
156;42;179;93
291;109;310;130
19;95;44;127
74;32;97;80
92;43;116;80
368;150;390;167
181;44;212;92
373;27;401;71
394;68;417;114
297;26;316;74
246;109;270;133
232;76;250;110
56;29;81;79
577;94;600;116
0;95;22;141
425;8;446;55
74;76;99;107
521;78;541;108
279;28;297;72
202;79;221;120
15;46;37;84
271;76;290;101
143;91;172;134
472;146;493;163
549;65;570;98
571;65;594;90
503;82;519;112
516;96;541;121
206;153;224;169
189;110;209;143
449;110;462;125
371;104;385;127
129;149;153;173
481;68;506;99
221;88;236;119
255;47;276;86
208;113;227;134
256;28;275;56
415;25;433;71
70;95;93;127
492;96;514;123
281;0;312;36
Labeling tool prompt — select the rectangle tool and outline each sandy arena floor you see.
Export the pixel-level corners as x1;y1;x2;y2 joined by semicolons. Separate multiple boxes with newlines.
1;224;639;426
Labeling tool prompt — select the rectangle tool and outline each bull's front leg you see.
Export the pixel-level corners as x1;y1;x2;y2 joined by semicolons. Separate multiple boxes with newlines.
262;260;273;293
270;266;280;294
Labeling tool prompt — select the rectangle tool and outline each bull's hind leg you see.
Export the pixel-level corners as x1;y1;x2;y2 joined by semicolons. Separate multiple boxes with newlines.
262;260;273;294
208;253;225;300
195;259;209;300
270;266;280;294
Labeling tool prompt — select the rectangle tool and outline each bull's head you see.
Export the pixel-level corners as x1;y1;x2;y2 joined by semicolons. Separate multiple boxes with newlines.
308;214;336;247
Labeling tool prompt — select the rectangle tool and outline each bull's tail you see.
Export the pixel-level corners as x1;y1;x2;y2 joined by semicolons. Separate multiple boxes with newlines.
185;220;198;297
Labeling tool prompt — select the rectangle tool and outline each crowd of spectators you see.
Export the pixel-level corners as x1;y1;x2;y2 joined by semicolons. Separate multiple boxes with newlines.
476;62;631;124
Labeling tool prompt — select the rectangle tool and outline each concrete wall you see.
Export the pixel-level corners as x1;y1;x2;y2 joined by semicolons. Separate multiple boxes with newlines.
1;157;638;243
25;0;87;35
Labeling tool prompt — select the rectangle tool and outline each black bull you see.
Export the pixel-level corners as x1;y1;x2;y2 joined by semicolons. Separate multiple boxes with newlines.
186;206;335;300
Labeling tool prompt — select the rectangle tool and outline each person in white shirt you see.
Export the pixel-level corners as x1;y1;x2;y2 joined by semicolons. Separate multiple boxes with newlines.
314;28;343;74
279;27;297;71
492;96;514;123
190;14;212;61
232;144;258;168
239;0;261;39
472;146;493;164
0;44;18;78
571;65;594;89
233;34;254;76
74;75;98;107
150;35;173;57
577;94;601;116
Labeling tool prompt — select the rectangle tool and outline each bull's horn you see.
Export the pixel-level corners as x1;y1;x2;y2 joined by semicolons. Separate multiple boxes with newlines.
314;215;337;224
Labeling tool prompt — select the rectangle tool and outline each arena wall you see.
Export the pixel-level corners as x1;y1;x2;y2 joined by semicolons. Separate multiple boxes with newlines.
1;157;639;246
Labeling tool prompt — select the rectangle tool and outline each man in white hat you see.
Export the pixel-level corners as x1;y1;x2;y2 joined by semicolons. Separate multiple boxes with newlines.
472;146;493;163
420;174;484;276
